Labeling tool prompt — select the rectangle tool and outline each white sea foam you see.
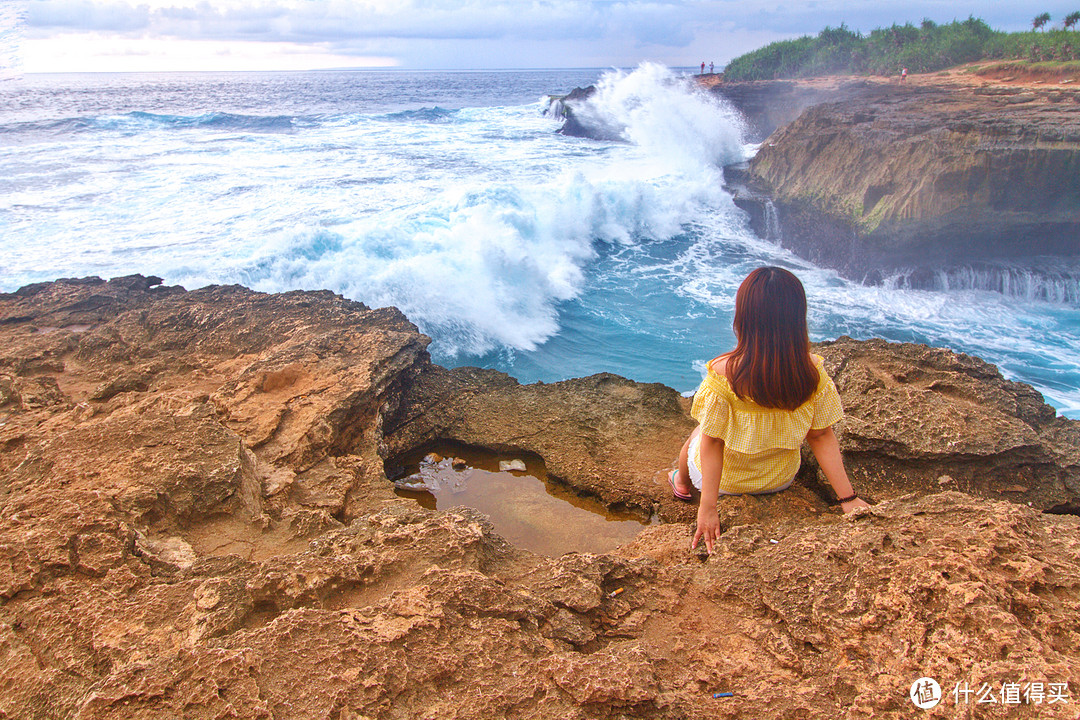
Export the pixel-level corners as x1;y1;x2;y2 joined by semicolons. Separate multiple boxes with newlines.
570;62;747;169
883;263;1080;306
148;64;753;356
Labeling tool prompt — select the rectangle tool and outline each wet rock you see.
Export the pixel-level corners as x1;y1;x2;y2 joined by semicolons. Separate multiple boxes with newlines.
392;454;469;494
392;472;438;493
547;85;628;141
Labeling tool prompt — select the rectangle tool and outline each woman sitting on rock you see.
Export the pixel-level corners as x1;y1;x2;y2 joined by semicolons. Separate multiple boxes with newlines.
667;266;870;553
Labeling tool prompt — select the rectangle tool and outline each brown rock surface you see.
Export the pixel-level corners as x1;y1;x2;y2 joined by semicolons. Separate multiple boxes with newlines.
384;337;1080;524
1;277;1079;719
817;336;1080;513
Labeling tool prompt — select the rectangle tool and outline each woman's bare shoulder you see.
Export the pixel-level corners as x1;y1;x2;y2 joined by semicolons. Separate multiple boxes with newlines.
707;354;731;376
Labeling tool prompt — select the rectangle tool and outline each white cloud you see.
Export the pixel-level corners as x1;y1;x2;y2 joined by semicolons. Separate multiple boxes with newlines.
1;4;27;77
16;0;1080;72
27;0;149;30
21;33;398;72
23;0;711;43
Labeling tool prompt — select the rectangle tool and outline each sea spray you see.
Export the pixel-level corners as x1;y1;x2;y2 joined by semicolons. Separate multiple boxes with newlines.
214;64;751;356
562;62;746;170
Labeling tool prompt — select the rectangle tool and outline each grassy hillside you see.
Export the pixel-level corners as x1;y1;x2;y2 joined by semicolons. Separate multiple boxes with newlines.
723;16;1080;81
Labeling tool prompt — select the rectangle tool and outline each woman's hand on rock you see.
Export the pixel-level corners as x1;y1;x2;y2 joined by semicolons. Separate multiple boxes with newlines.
841;497;871;513
691;505;721;554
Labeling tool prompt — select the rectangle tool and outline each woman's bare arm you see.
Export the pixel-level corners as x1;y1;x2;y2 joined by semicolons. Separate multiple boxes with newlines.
692;433;724;553
805;426;869;512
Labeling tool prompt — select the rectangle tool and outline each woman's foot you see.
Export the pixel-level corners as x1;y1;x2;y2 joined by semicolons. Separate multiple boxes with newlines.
667;469;694;502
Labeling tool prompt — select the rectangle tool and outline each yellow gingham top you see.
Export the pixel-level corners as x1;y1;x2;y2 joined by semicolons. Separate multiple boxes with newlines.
690;354;844;494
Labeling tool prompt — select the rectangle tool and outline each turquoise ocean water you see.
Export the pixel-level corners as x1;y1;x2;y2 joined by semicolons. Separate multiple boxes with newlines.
1;65;1078;417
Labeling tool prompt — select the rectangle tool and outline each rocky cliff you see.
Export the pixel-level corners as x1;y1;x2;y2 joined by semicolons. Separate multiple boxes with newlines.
1;277;1079;718
704;76;884;142
714;73;1080;285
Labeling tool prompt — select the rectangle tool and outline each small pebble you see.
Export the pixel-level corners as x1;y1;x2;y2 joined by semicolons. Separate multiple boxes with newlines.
499;459;527;472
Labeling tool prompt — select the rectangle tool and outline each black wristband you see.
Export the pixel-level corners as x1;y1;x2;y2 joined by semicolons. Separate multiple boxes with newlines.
836;493;859;504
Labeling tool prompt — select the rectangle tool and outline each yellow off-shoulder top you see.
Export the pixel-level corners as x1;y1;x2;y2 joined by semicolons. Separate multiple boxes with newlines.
690;354;844;494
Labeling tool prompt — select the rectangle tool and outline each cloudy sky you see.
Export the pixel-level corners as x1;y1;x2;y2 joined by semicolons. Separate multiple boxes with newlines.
3;1;1078;73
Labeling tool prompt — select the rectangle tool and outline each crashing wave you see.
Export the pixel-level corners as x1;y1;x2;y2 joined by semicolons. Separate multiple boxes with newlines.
548;63;747;167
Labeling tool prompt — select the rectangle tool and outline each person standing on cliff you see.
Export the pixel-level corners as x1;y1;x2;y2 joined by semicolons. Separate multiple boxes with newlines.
701;61;705;75
666;267;870;554
709;62;714;74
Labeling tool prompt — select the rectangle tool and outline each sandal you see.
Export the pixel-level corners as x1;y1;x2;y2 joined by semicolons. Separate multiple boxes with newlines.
667;469;694;502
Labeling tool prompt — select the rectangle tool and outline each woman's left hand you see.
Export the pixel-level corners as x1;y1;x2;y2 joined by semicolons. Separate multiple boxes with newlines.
841;497;871;513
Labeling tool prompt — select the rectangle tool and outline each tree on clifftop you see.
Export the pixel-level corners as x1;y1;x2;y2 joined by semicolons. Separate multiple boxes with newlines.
1065;11;1080;29
1032;12;1051;31
722;15;1072;81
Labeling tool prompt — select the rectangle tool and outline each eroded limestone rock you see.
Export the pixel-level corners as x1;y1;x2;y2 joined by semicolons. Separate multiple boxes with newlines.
818;336;1080;512
738;81;1080;281
1;277;1078;719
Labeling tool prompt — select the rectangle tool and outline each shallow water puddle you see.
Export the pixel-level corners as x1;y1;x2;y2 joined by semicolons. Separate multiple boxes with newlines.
33;324;92;334
389;445;650;557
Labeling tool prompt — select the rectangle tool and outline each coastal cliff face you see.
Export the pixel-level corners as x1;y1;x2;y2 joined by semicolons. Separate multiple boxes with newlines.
715;77;1080;283
1;278;1079;719
704;77;885;142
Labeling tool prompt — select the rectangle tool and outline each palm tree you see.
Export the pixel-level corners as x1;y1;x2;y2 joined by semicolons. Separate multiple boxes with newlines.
1065;11;1080;29
1032;12;1051;31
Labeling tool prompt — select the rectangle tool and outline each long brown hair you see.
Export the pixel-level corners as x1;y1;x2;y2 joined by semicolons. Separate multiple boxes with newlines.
725;267;819;410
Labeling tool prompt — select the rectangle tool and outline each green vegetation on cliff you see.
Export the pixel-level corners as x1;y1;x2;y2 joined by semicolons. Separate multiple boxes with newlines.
723;16;1080;80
